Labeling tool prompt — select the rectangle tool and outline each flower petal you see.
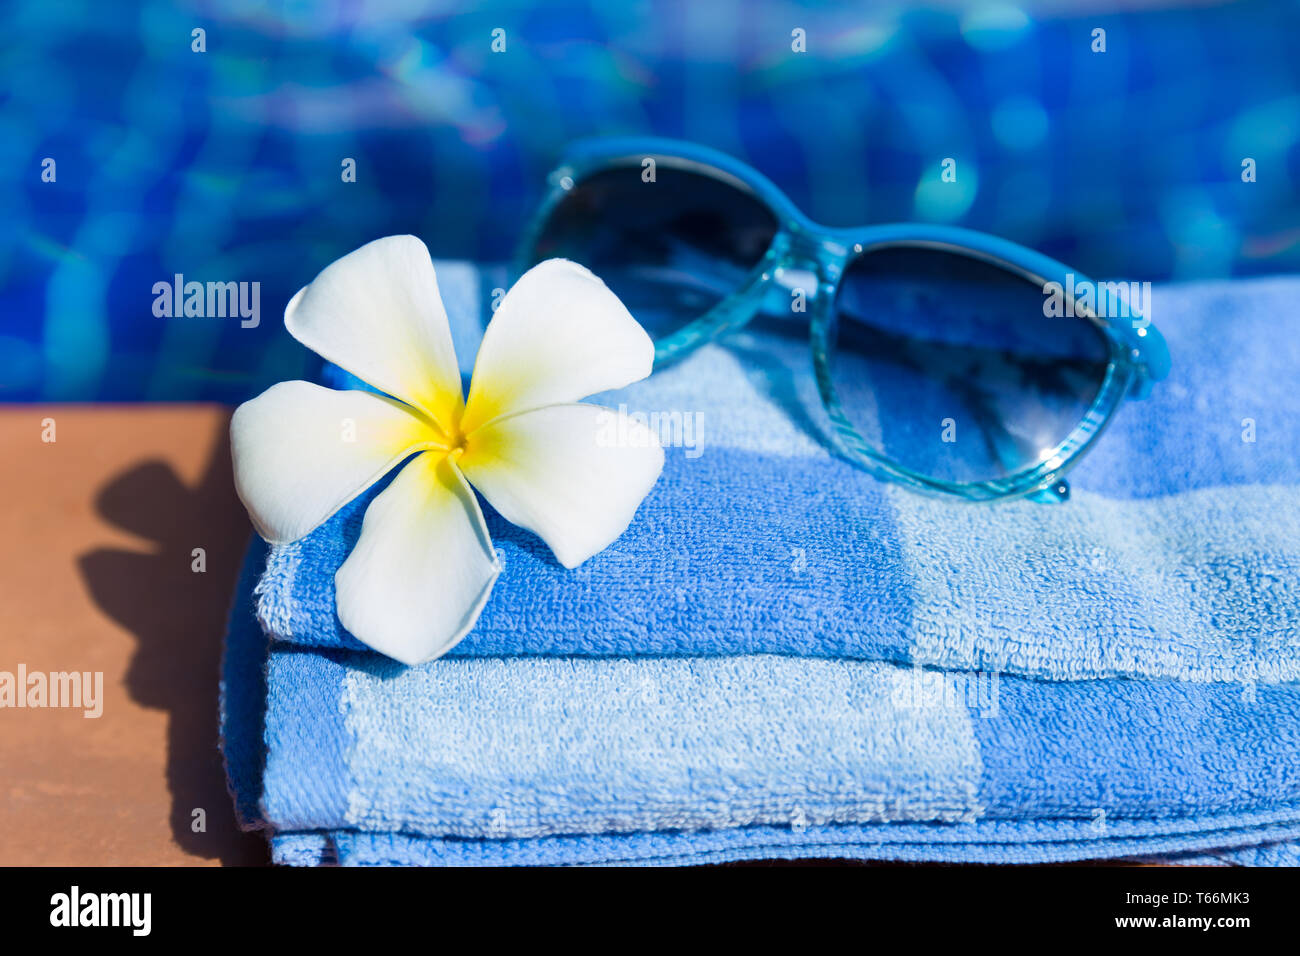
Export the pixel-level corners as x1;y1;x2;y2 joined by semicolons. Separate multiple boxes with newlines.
285;235;465;432
335;452;500;665
460;259;655;433
231;381;441;544
459;403;664;569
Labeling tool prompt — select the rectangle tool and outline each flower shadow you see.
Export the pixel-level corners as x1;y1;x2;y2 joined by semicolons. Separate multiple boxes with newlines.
76;419;269;865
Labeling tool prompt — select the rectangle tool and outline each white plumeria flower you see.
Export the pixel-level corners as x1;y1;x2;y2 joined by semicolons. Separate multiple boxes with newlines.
231;235;663;665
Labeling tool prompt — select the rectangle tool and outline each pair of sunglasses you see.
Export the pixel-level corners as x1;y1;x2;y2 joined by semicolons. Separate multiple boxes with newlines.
515;137;1169;504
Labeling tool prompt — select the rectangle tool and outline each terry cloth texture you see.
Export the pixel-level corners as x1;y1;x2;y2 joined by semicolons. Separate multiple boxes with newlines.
221;262;1300;865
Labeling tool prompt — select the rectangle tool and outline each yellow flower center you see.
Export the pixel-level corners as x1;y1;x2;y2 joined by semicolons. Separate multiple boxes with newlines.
440;410;471;460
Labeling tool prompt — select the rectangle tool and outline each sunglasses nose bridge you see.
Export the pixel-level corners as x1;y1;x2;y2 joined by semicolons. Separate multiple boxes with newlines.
763;229;839;309
776;227;833;271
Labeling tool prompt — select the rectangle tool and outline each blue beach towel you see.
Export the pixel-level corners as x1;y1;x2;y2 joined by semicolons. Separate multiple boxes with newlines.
256;273;1300;684
222;263;1300;865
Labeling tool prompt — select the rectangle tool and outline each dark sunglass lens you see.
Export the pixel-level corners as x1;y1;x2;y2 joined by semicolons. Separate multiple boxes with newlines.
830;246;1112;484
530;165;778;340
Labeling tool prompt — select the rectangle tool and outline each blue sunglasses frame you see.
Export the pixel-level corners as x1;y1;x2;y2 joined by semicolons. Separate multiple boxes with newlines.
517;137;1171;504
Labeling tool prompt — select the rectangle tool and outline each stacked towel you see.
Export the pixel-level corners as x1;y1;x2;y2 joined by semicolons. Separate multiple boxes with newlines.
222;264;1300;865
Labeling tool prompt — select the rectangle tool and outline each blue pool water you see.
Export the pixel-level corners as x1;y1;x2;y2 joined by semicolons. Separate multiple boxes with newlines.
1;0;1297;402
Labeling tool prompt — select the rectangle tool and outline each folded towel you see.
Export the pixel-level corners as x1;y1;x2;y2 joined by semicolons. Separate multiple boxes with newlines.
256;270;1300;684
225;540;1300;865
222;264;1300;865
